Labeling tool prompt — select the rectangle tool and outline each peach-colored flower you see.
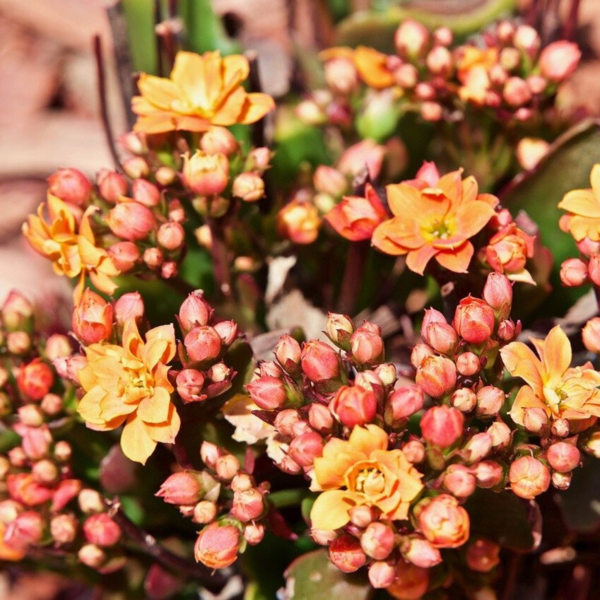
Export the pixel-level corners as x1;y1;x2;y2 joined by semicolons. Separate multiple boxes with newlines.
277;199;321;244
501;325;600;425
132;51;275;134
0;521;26;561
77;319;179;464
558;164;600;242
456;47;498;105
372;170;497;274
320;46;395;90
310;424;423;530
485;223;535;284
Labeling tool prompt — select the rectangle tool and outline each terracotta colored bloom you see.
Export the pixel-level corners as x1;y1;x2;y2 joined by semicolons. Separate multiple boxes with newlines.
325;184;387;241
485;223;535;284
372;170;497;274
501;325;600;425
558;164;600;242
132;51;275;134
77;319;179;464
310;424;423;530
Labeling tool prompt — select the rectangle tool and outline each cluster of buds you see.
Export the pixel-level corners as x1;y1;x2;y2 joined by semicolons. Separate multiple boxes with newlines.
157;442;269;569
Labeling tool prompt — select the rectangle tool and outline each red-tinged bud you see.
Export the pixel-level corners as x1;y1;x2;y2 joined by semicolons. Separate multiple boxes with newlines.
416;356;457;397
433;26;452;46
489;64;508;86
83;513;122;547
395;19;430;59
443;464;476;498
176;369;206;403
274;334;302;376
402;440;426;464
466;539;500;572
420;101;443;122
361;522;395;560
157;222;185;251
473;460;504;489
168;199;185;222
386;386;424;424
179;292;213;332
114;292;144;325
394;63;418;88
514;24;540;56
373;364;395;387
21;426;52;460
401;536;442;568
259;361;283;378
418;494;470;549
183;151;229;196
247;376;286;410
539;41;581;82
330;385;377;427
184;326;222;363
451;388;477;413
522;407;549;433
50;513;78;544
215;454;240;481
324;57;359;95
349;505;375;528
108;241;140;272
157;471;210;505
194;521;241;569
18;404;44;427
244;523;265;545
421;308;458;355
131;179;160;207
52;479;82;511
78;489;105;514
560;258;588;286
500;47;521;71
369;561;396;589
577;237;600;257
329;534;367;573
231;474;254;493
325;313;355;350
462;432;493;464
200;126;238;156
270;410;299;438
308;403;334;433
278;455;302;475
553;418;570;438
277;199;321;245
301;341;340;382
453;297;496;345
7;473;53;507
288;432;324;468
421;405;464;448
496;20;515;43
387;560;430;599
483;272;513;318
97;169;128;203
426;46;452;76
503;77;532;107
246;147;271;173
161;261;176;279
41;393;63;416
527;75;547;95
78;543;107;569
552;471;572;490
589;255;600;286
498;319;520;341
72;289;113;345
5;511;45;549
9;447;27;467
410;343;434;369
583;318;600;353
32;459;59;484
488;421;511;449
48;168;92;206
120;131;146;155
122;156;149;179
476;386;505;417
193;500;217;524
547;442;580;473
107;200;156;241
232;172;265;202
17;359;54;401
509;456;550;499
7;331;31;355
0;500;23;522
200;442;222;469
231;488;265;522
44;334;71;361
213;321;238;348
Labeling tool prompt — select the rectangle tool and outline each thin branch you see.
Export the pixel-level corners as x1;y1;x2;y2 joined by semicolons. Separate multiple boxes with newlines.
337;241;369;316
208;218;233;298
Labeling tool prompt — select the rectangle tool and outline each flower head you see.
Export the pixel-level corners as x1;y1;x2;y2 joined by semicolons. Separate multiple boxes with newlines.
132;51;275;134
558;164;600;242
310;424;423;530
372;170;497;274
77;319;179;464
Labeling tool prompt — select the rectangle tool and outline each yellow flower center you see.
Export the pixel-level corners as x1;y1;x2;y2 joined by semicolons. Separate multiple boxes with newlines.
421;216;455;242
354;468;386;497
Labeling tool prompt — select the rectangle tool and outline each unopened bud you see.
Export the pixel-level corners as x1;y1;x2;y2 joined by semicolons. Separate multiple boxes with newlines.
418;495;470;548
416;356;457;397
215;454;240;481
443;464;476;498
466;539;500;572
330;385;377;427
421;405;463;447
401;535;442;568
200;126;238;156
453;297;495;344
368;561;397;588
193;500;217;524
451;388;477;413
132;179;160;207
473;460;504;489
184;326;222;363
107;201;156;241
83;513;122;547
232;172;265;202
361;522;395;560
547;442;580;473
552;470;572;490
231;488;265;522
194;521;241;569
328;534;367;573
48;168;92;206
50;513;78;544
288;432;324;468
325;313;355;350
72;289;114;345
509;456;550;499
560;258;588;287
244;522;265;545
98;170;128;203
275;335;302;376
476;386;505;417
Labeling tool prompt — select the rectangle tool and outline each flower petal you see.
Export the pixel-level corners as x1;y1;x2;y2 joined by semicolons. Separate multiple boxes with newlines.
310;490;360;530
121;413;158;464
406;245;437;275
137;387;172;424
500;342;544;396
349;424;389;455
137;73;184;111
558;189;600;218
540;326;572;385
434;242;473;273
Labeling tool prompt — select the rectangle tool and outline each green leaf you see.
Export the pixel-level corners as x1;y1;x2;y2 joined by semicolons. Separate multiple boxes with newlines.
0;428;20;453
464;489;535;551
121;0;158;74
282;549;373;600
335;0;517;53
501;119;600;317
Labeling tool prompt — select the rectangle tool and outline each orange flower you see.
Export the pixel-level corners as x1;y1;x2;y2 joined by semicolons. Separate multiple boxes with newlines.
310;424;423;530
372;170;497;274
456;47;498;105
23;195;120;301
77;319;179;464
558;164;600;242
320;46;395;90
501;325;600;425
0;521;26;561
132;51;275;134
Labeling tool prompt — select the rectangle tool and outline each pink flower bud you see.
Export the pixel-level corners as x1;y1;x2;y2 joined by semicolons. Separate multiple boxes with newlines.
476;386;505;417
17;359;54;401
483;273;513;318
247;376;287;410
452;297;495;344
498;318;521;342
48;168;92;206
288;432;324;468
176;369;206;403
213;320;238;348
7;331;31;355
231;488;265;522
108;200;157;241
421;405;464;448
410;343;434;369
514;24;540;56
52;479;82;511
522;407;549;433
401;535;442;568
473;460;504;489
246;147;271;173
83;513;122;547
259;361;283;378
330;385;377;427
72;289;113;345
2;290;33;331
420;101;443;122
402;439;426;464
179;291;213;332
394;63;418;88
301;341;340;383
32;459;59;484
184;326;222;363
193;500;217;524
416;356;457;397
503;77;532;107
200;126;238;156
415;82;436;101
276;199;321;245
183;151;229;196
50;513;78;544
157;471;212;505
583;317;600;353
552;470;572;490
122;156;149;179
368;561;396;588
5;511;45;549
328;534;367;573
108;241;140;272
44;334;72;361
200;442;222;469
361;522;395;560
314;166;347;198
21;427;52;461
426;46;452;76
19;404;44;427
275;334;302;376
168;199;185;222
194;521;241;569
308;403;334;433
132;179;160;207
325;313;355;350
577;237;600;256
215;454;240;481
443;464;476;498
386;385;425;425
114;292;144;325
41;393;63;415
462;432;493;464
244;523;266;545
157;222;185;252
487;421;512;449
509;456;550;499
97;169;128;203
232;172;265;202
560;258;588;287
78;543;107;569
395;19;430;58
350;324;385;366
466;538;500;572
324;58;359;95
589;255;600;286
348;505;375;528
539;41;581;82
78;489;105;514
451;388;477;413
418;494;470;548
421;309;458;355
547;442;580;473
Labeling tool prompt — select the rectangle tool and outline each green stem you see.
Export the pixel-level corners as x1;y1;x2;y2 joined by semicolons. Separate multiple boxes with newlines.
269;489;310;509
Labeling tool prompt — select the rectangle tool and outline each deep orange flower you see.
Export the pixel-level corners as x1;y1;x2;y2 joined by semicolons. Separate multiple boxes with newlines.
132;51;275;134
310;424;423;531
372;170;497;274
558;164;600;242
77;319;179;464
501;325;600;425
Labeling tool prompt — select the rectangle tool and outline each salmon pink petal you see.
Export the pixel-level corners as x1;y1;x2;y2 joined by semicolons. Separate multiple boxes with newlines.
137;387;172;424
508;385;548;426
237;93;276;124
145;403;181;443
354;46;394;89
386;184;423;216
455;201;496;238
434;242;473;273
372;222;410;255
406;245;438;275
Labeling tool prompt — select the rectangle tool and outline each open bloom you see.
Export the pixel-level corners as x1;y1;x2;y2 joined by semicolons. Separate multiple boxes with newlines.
372;170;497;274
77;319;179;464
132;51;275;134
501;325;600;424
310;424;423;530
558;164;600;242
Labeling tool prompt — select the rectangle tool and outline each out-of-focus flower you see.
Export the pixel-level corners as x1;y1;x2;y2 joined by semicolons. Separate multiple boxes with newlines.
337;140;385;181
501;325;600;425
456;47;498;105
559;165;600;242
485;224;535;284
516;138;550;171
133;51;274;134
539;41;581;82
77;319;179;464
310;424;423;530
386;560;430;600
277;200;321;245
372;170;497;274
